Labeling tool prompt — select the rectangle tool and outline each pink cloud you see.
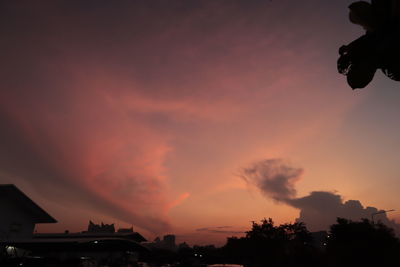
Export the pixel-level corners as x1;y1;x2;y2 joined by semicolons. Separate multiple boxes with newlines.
0;1;361;241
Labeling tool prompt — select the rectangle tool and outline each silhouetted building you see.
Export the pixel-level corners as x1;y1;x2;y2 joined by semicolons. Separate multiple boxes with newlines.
34;221;146;242
163;234;176;248
178;241;190;249
0;185;148;265
0;184;56;240
87;220;115;233
118;226;134;233
30;226;147;264
147;234;177;251
34;230;146;243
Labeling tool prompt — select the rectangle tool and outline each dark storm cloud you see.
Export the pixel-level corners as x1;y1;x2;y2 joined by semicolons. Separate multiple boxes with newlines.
241;159;303;201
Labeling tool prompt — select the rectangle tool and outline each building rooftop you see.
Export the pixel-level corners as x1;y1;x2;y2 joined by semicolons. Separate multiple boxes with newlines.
34;232;146;242
0;184;57;224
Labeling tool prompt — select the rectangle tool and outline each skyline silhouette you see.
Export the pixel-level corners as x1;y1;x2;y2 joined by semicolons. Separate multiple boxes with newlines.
2;183;399;267
1;0;400;247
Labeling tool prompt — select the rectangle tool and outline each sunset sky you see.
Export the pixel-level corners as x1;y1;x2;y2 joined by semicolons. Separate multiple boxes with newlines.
1;0;400;246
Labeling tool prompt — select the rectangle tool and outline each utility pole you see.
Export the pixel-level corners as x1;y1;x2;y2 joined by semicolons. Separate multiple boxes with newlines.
371;209;395;223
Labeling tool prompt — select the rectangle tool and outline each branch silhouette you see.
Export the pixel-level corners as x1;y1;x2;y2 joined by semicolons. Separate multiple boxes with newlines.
338;0;400;89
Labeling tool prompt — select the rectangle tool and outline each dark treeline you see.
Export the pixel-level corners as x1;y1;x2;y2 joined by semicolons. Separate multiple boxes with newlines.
145;217;400;267
1;218;399;266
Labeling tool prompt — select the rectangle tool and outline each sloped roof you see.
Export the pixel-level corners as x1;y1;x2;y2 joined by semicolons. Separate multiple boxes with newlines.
0;184;57;223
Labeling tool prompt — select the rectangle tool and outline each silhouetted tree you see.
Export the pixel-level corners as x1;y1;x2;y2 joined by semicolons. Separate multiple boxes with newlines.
338;0;400;89
222;218;318;267
326;218;399;267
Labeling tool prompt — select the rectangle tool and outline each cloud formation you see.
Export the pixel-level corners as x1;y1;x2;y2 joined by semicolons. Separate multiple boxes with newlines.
196;226;245;235
0;0;361;242
1;0;315;234
240;159;303;201
289;191;400;232
242;159;400;233
0;0;328;235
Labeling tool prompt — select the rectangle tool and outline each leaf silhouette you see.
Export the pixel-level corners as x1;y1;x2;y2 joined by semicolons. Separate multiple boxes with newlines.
338;0;400;89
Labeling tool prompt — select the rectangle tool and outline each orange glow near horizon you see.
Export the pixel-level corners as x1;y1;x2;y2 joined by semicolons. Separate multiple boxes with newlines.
2;0;400;246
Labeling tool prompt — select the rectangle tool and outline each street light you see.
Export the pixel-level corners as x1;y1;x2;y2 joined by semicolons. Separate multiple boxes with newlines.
371;209;395;223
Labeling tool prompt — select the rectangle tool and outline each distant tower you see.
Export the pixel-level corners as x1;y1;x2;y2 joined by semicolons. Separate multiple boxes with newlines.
88;220;96;232
163;234;176;249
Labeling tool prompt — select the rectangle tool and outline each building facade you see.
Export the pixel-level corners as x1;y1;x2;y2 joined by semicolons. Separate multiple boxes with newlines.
0;184;56;240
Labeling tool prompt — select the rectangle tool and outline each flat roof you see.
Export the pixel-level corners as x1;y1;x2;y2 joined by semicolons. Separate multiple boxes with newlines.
34;232;146;242
1;238;149;252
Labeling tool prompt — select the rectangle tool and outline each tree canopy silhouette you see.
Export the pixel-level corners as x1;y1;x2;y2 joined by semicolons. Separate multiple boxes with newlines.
338;0;400;89
222;218;318;267
326;218;399;267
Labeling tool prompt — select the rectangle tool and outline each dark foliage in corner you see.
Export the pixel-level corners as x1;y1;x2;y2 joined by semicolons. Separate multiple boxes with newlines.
326;217;399;267
338;0;400;89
